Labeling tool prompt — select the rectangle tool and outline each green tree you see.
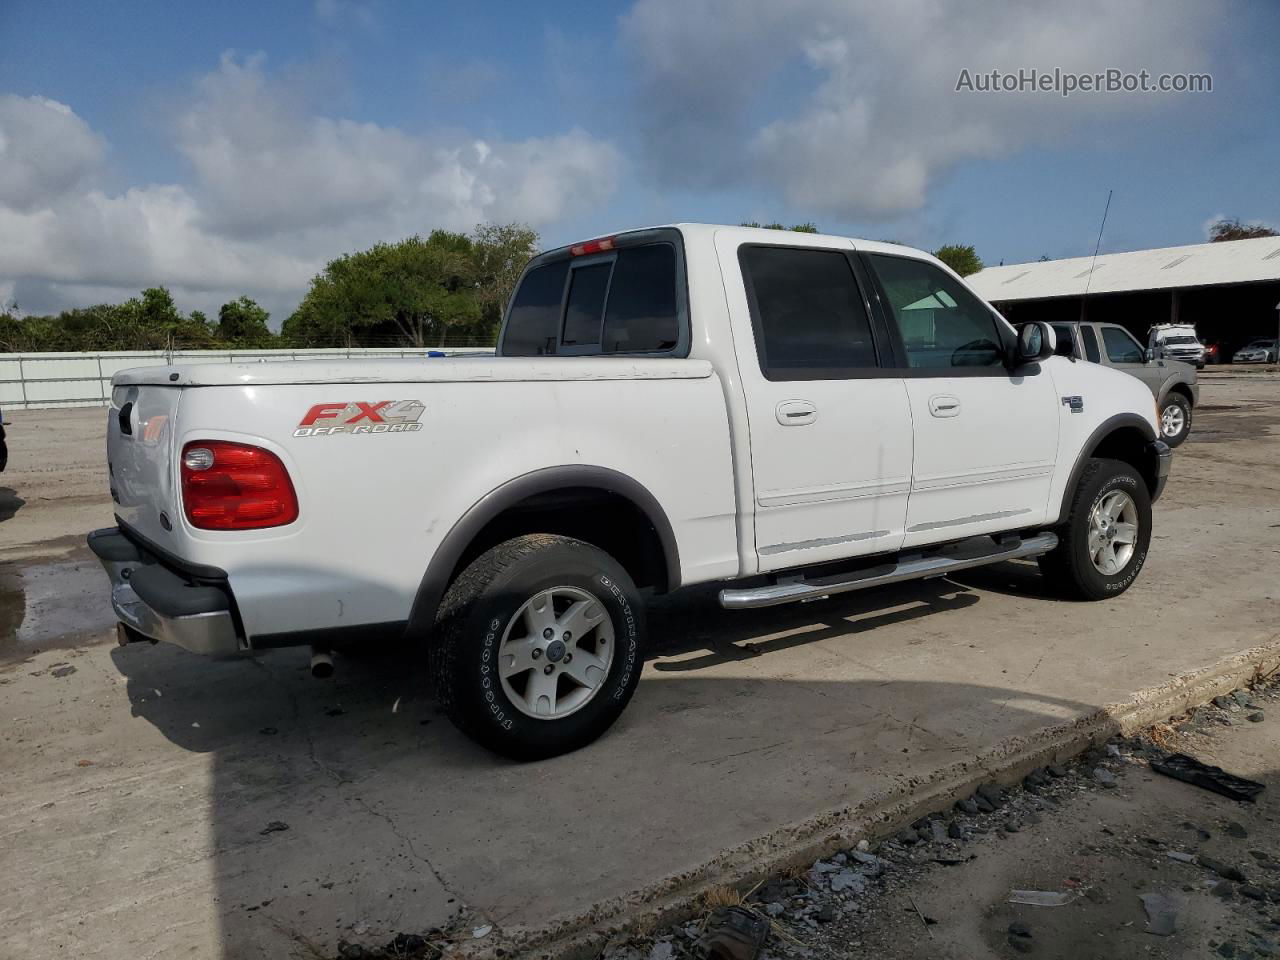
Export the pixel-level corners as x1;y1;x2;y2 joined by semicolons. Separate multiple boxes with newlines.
1208;218;1278;242
932;244;984;277
740;221;820;233
216;297;273;346
470;222;539;340
285;232;481;348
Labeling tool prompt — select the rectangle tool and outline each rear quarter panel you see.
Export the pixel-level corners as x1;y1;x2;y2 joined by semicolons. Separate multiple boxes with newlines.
169;372;739;639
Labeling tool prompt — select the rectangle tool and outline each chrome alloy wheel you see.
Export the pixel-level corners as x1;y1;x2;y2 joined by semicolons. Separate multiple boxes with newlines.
498;586;615;720
1161;403;1186;439
1088;490;1139;575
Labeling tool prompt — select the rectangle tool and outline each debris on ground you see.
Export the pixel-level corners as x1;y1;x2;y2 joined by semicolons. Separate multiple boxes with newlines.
593;678;1280;960
693;905;771;960
1151;752;1266;802
1139;891;1182;936
258;820;289;835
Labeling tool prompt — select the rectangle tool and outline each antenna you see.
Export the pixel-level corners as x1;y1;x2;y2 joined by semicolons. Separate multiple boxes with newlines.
1083;189;1113;298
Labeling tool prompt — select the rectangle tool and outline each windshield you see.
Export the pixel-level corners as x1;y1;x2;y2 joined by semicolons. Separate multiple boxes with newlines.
1165;336;1198;345
1247;340;1277;348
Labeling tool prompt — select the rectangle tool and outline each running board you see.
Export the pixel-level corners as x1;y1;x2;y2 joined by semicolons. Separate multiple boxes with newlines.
719;532;1059;610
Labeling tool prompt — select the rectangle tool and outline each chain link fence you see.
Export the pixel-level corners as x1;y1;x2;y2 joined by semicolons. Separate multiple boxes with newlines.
0;346;496;411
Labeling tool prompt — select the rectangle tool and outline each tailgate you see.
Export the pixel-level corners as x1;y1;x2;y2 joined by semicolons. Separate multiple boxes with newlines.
108;383;182;546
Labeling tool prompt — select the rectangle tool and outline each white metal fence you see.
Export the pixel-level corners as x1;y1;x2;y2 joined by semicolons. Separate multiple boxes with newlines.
0;347;495;410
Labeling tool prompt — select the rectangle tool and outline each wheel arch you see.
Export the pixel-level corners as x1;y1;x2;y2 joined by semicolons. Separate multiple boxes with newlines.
1163;380;1195;406
406;466;680;639
1055;414;1160;525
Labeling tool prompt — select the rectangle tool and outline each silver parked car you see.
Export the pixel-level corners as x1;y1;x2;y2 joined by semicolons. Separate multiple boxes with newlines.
1052;321;1199;447
1233;339;1277;364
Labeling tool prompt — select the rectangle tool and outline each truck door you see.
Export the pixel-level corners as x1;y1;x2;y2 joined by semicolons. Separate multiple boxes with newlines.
716;234;914;571
1099;323;1166;394
863;252;1059;546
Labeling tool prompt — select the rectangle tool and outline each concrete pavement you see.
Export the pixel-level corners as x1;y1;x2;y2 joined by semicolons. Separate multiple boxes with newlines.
1;378;1279;959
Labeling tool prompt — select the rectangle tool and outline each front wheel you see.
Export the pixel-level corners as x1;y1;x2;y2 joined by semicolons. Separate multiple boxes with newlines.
1159;394;1192;448
1039;458;1152;601
432;534;645;760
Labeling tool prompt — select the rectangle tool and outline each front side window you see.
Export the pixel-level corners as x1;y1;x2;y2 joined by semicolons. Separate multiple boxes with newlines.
1102;326;1145;364
1051;324;1076;357
1080;325;1102;363
739;246;879;380
868;255;1004;369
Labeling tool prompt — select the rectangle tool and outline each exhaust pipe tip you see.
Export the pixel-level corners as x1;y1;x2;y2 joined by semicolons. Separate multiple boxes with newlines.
310;647;334;679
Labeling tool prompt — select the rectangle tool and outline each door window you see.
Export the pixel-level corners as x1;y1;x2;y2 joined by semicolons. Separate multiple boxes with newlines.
1102;326;1145;364
868;255;1005;369
739;246;880;380
1080;325;1102;363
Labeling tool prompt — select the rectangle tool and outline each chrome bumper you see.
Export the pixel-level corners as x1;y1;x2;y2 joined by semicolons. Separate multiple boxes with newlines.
89;527;243;657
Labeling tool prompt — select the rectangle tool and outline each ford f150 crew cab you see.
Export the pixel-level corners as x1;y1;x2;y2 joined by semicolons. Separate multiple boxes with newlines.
90;224;1171;758
1051;320;1198;447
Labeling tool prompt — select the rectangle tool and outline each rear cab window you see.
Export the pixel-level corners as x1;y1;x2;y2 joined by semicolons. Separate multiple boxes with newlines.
499;229;687;357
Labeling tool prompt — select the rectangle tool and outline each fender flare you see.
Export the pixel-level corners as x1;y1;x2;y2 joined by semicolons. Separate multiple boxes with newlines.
405;465;680;637
1055;413;1157;525
1158;378;1194;407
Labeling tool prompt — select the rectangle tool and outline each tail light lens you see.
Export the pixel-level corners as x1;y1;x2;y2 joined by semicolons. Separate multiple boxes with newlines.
181;441;299;530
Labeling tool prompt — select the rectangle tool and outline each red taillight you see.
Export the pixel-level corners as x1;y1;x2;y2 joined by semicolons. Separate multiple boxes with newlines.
180;441;298;530
569;236;615;256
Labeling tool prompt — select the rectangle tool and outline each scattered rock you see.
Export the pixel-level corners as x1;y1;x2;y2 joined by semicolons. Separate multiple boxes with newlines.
259;726;278;735
1241;885;1268;902
816;904;837;923
1228;822;1250;839
1140;891;1182;936
948;822;965;840
648;940;675;960
1214;695;1236;710
975;795;996;814
50;664;76;678
1004;821;1021;833
929;820;947;843
337;942;368;959
956;797;979;815
1166;851;1197;863
1202;856;1248;882
1249;712;1266;723
1211;880;1236;900
1007;935;1034;954
259;821;289;836
764;902;784;918
1008;921;1032;938
830;870;866;894
1092;768;1118;787
977;783;1005;806
897;828;919;845
1047;764;1068;778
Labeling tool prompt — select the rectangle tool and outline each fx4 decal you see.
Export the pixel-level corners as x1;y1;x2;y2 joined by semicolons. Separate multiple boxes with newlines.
294;400;425;437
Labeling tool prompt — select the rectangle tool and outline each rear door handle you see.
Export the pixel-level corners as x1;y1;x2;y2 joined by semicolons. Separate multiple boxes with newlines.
776;399;818;426
928;394;960;418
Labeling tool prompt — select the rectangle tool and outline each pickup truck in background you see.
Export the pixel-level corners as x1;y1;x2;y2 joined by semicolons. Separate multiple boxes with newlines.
90;224;1171;759
1052;320;1199;448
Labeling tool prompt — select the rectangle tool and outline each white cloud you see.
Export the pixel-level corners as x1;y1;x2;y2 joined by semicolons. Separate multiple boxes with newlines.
0;94;105;212
622;0;1223;220
0;54;619;318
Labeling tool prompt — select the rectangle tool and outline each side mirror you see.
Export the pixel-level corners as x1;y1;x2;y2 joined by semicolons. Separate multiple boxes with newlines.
1144;347;1155;362
1016;321;1055;364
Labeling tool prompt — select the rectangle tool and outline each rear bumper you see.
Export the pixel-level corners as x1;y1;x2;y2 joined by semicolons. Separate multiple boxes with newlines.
88;527;243;656
1149;439;1172;504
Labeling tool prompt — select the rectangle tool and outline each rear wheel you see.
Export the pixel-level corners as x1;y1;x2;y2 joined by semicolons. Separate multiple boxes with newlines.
1159;394;1192;448
1039;458;1152;601
433;534;645;760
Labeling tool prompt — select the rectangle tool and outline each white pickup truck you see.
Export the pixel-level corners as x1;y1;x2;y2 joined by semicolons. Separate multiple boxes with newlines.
90;224;1171;758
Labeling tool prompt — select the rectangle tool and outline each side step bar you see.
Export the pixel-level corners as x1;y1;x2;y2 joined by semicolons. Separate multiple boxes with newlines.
719;532;1059;610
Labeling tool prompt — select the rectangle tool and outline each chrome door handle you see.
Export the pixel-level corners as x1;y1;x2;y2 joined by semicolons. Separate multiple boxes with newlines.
776;399;818;426
928;394;960;418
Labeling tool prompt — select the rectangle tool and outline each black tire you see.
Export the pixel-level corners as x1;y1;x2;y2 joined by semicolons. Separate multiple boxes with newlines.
433;534;645;760
1158;393;1192;448
1039;458;1152;601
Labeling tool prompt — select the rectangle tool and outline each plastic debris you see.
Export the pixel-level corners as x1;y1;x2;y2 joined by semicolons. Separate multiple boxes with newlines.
471;924;492;939
1008;890;1075;907
693;905;770;960
1165;851;1196;863
1140;892;1182;936
1151;753;1265;802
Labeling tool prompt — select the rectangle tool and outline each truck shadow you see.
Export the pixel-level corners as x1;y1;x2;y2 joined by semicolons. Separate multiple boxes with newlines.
0;487;25;523
104;573;1117;959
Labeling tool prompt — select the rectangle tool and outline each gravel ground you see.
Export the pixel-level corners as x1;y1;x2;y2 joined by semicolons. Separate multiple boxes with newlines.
597;678;1280;960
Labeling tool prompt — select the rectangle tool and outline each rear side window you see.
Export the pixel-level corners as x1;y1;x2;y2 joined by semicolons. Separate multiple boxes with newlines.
868;254;1004;369
1102;326;1144;364
503;260;568;356
500;241;681;356
739;246;879;380
1080;325;1102;363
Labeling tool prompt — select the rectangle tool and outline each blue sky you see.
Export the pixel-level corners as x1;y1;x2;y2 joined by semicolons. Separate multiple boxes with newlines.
1;0;1277;322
